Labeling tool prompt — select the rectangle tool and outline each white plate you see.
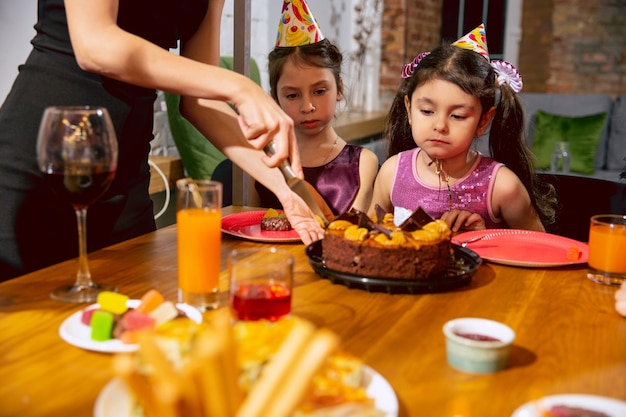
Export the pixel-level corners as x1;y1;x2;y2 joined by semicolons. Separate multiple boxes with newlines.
511;394;626;417
93;365;399;417
59;299;203;353
452;229;589;267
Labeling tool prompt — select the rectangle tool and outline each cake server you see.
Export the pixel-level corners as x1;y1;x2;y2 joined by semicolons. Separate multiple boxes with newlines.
263;141;332;227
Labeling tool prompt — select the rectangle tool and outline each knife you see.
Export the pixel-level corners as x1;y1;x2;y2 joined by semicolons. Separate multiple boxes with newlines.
264;141;333;227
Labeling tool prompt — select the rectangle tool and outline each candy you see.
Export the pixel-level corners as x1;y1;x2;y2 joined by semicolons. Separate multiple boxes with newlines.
149;301;180;328
97;291;129;315
91;310;115;341
121;310;156;331
134;289;165;314
81;307;98;326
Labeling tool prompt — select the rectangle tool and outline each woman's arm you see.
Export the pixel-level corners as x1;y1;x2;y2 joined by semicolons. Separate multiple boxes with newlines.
63;0;300;171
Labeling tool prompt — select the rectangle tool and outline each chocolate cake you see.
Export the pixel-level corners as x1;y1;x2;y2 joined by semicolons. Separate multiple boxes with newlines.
260;208;292;231
322;209;452;279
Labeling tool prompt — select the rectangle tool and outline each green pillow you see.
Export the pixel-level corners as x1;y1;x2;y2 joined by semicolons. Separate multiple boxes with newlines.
531;110;607;175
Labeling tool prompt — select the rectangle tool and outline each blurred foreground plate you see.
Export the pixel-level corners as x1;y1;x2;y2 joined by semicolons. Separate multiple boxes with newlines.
94;365;399;417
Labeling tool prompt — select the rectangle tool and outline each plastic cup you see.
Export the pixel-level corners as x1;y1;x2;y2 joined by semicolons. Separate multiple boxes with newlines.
176;178;222;311
587;214;626;286
228;247;293;322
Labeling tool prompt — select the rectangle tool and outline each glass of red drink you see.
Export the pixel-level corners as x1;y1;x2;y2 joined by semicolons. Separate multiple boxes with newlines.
228;247;293;321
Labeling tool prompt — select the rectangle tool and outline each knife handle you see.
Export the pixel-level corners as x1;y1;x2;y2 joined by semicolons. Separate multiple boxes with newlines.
264;141;297;180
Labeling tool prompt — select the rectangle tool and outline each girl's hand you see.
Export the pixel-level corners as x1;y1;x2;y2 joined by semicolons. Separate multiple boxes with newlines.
615;281;626;317
278;192;325;245
440;210;486;232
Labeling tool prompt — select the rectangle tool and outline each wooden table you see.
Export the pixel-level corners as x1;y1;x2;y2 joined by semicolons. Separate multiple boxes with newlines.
1;206;625;417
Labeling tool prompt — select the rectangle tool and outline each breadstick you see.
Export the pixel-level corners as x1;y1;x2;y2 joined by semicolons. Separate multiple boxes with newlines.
113;353;161;417
236;319;315;417
262;328;340;417
193;327;232;417
214;309;243;413
135;332;182;417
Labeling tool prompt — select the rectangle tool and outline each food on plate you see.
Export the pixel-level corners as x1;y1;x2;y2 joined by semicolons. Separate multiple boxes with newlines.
112;313;384;417
260;208;293;231
566;246;582;261
322;208;452;279
80;290;190;343
541;404;610;417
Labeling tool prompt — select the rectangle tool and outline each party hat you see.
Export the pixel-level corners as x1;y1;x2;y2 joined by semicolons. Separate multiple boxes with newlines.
452;24;489;61
275;0;325;47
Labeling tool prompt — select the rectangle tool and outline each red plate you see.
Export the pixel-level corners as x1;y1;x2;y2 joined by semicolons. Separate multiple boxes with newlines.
452;229;588;267
221;211;300;243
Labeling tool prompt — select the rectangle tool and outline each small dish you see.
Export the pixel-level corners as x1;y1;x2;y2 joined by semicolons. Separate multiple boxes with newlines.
442;317;515;373
58;299;203;353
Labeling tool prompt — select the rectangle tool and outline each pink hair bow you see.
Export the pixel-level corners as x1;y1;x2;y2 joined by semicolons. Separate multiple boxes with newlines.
401;52;430;79
490;60;523;93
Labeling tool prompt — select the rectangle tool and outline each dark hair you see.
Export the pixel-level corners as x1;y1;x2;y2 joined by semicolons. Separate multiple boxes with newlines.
268;38;343;101
386;43;556;226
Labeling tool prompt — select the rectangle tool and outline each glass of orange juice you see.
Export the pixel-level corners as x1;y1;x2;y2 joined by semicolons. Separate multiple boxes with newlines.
587;214;626;286
176;178;222;310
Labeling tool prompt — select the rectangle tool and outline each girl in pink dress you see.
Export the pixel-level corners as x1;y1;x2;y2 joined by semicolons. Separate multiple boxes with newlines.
368;25;556;232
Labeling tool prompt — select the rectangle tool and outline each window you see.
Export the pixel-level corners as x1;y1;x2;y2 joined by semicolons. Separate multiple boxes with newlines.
441;0;506;60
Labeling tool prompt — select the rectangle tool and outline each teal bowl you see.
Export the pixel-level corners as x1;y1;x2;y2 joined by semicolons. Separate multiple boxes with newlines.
443;317;515;374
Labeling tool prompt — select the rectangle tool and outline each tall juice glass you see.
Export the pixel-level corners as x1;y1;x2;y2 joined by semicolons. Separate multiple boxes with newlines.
176;178;222;310
587;214;626;286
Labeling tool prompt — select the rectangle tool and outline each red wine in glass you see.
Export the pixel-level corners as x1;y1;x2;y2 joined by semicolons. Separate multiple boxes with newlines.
230;282;291;321
37;106;118;303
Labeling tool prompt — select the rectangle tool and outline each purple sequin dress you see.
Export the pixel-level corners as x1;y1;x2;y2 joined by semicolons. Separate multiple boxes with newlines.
255;144;363;215
391;148;505;228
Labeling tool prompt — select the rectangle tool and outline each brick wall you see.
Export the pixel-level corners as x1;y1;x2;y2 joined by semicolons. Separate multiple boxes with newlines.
379;0;442;108
379;0;626;103
519;0;626;96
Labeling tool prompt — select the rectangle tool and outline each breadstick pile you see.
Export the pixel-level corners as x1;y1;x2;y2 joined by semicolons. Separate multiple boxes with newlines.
113;310;339;417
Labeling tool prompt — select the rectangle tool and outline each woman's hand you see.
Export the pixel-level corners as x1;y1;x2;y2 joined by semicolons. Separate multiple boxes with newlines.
230;79;303;177
278;192;325;245
615;281;626;317
440;209;486;232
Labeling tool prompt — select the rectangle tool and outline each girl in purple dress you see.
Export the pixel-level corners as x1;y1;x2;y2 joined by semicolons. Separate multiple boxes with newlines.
368;25;556;232
255;0;379;216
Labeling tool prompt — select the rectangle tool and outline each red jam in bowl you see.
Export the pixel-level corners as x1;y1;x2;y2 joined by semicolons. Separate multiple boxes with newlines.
454;332;501;342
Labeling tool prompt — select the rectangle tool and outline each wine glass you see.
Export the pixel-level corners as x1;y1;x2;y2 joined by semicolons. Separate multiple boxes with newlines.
37;106;118;302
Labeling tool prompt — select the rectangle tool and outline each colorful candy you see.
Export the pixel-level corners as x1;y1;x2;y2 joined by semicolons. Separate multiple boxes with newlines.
97;291;129;315
90;310;114;341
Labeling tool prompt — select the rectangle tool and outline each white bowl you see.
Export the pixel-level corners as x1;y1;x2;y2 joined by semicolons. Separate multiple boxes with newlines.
442;317;515;373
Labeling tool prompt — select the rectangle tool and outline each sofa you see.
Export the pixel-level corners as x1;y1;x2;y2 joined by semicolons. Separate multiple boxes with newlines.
475;92;626;183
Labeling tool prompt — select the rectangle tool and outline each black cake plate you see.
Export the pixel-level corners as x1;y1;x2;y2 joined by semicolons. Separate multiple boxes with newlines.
305;240;482;294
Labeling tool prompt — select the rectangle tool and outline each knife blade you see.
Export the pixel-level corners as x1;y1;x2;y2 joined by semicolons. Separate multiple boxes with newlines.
264;141;333;227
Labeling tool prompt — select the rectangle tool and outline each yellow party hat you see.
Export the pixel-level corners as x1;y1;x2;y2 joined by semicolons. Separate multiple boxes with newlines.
452;24;489;61
275;0;325;47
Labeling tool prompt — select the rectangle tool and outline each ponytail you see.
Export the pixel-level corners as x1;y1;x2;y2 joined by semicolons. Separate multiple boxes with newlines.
489;85;556;226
